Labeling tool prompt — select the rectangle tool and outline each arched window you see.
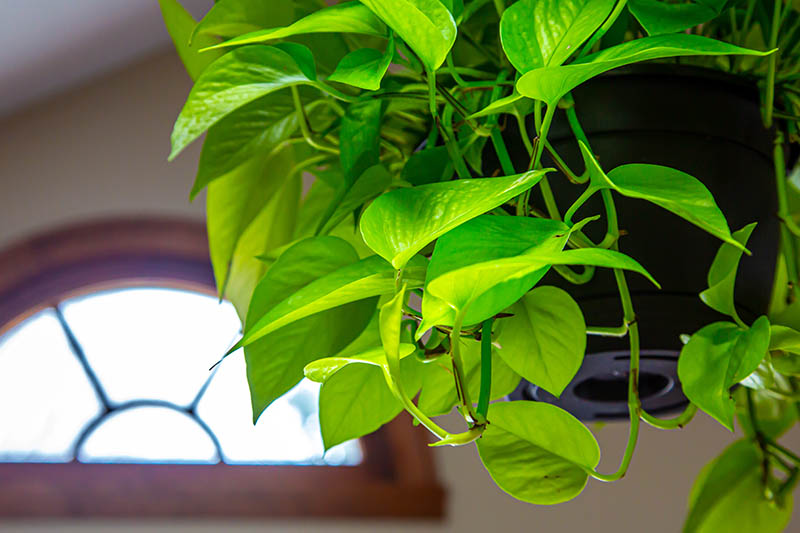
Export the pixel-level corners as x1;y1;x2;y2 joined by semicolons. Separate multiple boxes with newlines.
0;218;443;518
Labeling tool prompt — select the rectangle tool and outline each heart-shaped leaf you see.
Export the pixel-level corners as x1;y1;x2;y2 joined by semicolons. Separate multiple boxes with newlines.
329;35;395;91
360;170;550;269
202;1;388;50
420;215;570;330
500;0;616;73
678;316;771;431
580;142;744;251
516;34;772;106
158;0;224;81
230;254;428;352
359;0;457;71
700;223;757;320
170;44;318;160
477;401;600;504
244;236;376;421
684;440;793;533
629;0;718;36
497;286;586;397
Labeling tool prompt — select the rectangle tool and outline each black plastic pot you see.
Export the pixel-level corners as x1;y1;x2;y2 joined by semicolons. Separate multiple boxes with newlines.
485;64;779;421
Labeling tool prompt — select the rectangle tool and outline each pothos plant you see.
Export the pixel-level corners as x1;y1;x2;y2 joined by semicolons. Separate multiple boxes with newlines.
159;0;800;530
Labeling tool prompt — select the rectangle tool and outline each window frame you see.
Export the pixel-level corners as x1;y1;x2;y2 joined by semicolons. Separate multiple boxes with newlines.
0;218;444;519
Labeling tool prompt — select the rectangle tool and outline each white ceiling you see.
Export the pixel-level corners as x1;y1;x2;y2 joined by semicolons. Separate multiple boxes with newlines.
0;0;212;117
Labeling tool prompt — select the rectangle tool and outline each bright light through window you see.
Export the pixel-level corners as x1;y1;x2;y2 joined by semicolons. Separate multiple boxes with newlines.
0;287;362;466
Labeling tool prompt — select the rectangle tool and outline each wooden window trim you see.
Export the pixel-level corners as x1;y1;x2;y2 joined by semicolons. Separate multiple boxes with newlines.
0;217;445;519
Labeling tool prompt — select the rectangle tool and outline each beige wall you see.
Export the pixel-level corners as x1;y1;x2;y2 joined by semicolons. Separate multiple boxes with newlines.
0;50;797;533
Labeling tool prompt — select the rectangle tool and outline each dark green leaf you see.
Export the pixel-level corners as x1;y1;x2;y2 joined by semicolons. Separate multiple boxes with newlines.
158;0;224;81
500;0;616;72
678;317;771;430
320;164;392;235
497;286;585;397
684;440;793;533
340;100;383;185
477;401;600;504
401;146;453;186
245;236;375;420
629;0;717;36
170;45;318;160
360;170;550;269
359;0;457;71
516;34;772;106
700;223;757;320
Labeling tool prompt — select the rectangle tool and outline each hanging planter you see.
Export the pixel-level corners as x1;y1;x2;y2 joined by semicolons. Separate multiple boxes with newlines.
495;64;780;420
160;0;800;530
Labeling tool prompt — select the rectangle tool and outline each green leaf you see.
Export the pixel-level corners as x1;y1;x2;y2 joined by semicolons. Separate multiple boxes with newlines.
581;143;744;251
769;325;800;376
516;34;773;106
477;401;600;505
170;44;318;160
320;164;392;235
629;0;717;36
359;0;457;71
497;286;585;397
231;255;428;352
245;236;375;420
206;147;295;304
218;170;301;319
202;1;388;50
380;285;407;383
401;146;453;185
735;387;798;440
191;0;295;42
421;216;571;330
678;317;771;431
684;440;793;533
424;239;658;330
340;100;383;185
191;92;299;198
329;35;395;91
158;0;224;81
360;170;550;269
470;92;525;119
500;0;616;73
304;345;416;383
700;223;757;320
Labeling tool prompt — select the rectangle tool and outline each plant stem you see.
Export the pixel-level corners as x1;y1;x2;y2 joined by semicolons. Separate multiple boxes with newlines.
766;438;800;466
586;324;628;337
477;318;493;419
291;87;340;155
451;309;482;425
578;0;628;59
773;132;800;303
640;403;698;430
764;0;782;128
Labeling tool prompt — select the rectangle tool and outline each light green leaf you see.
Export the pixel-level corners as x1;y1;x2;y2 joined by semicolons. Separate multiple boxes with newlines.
769;325;800;376
380;285;406;383
191;92;299;198
700;223;757;320
629;0;717;36
206;147;296;304
497;286;585;397
329;35;395;91
470;91;525;119
420;216;570;330
170;45;318;160
360;170;550;269
477;401;600;505
231;255;428;352
202;1;388;50
304;344;417;383
158;0;224;81
191;0;295;42
359;0;457;71
425;244;658;330
678;317;771;431
500;0;616;73
735;387;799;440
684;440;793;533
516;34;773;105
580;143;744;251
245;236;375;420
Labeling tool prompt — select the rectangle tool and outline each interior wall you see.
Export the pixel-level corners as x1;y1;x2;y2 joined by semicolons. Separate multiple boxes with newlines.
0;50;797;533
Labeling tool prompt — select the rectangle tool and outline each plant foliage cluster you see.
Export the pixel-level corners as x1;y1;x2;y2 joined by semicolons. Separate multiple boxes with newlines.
160;0;800;529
